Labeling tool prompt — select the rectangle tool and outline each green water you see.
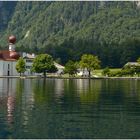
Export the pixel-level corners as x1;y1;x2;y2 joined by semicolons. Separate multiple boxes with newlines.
0;78;140;138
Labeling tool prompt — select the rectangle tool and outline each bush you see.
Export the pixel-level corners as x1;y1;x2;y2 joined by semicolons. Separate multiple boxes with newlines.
102;67;110;76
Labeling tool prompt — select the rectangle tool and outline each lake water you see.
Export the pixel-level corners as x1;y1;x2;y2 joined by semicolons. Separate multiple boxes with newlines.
0;78;140;138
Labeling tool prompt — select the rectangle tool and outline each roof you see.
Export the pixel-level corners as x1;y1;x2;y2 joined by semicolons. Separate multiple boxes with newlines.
23;53;35;59
54;62;65;69
125;62;140;66
0;50;20;61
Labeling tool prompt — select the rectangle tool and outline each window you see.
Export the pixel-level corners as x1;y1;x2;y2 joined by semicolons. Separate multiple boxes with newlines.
26;59;33;63
8;64;10;69
26;66;31;69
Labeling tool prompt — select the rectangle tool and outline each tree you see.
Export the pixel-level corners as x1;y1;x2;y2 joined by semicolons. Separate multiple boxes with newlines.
123;64;136;77
79;54;100;77
102;67;110;76
137;57;140;64
136;58;140;76
32;54;55;78
47;64;58;73
16;57;26;76
64;60;78;76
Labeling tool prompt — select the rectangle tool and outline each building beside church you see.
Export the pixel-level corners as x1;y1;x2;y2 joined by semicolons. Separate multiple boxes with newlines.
22;52;35;76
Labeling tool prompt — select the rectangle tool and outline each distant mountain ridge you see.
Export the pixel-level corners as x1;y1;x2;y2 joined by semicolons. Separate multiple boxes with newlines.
0;1;140;67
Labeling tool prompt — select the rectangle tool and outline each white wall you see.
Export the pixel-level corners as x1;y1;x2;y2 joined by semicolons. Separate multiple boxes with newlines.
0;61;4;75
0;60;19;76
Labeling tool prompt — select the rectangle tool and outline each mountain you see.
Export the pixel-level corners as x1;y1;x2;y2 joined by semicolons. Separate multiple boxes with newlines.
0;1;17;32
0;1;140;67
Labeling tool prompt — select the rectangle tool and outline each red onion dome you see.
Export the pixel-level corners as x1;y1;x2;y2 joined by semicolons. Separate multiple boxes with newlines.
9;35;16;44
10;51;20;59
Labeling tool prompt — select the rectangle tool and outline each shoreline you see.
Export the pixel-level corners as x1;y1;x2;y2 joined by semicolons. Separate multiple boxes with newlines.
0;76;140;80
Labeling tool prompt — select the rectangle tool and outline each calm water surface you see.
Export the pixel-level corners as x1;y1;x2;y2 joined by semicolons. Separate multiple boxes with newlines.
0;78;140;138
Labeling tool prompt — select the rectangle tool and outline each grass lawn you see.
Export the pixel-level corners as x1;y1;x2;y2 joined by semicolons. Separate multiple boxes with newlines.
47;68;122;78
93;68;121;76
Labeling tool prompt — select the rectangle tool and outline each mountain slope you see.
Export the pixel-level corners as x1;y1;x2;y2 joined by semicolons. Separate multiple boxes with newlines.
0;1;17;32
0;1;140;67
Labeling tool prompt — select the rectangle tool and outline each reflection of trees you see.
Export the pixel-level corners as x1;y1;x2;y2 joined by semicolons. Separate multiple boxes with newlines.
12;79;35;138
14;79;25;131
2;78;140;138
29;79;82;138
98;79;140;113
88;79;140;139
15;79;35;110
99;79;125;105
33;79;56;104
77;79;101;104
62;80;81;107
102;79;140;112
22;79;140;138
28;79;98;138
54;79;64;98
15;79;24;104
27;79;56;138
119;80;140;115
121;80;140;98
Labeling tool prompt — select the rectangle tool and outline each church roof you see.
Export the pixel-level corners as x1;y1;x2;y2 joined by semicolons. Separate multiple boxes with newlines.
0;51;20;61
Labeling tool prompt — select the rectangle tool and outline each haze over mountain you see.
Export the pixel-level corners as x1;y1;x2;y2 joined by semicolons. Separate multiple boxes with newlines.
0;1;140;67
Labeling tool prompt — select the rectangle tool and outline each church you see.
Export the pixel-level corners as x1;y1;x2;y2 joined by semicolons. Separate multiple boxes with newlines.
0;35;20;76
0;35;65;76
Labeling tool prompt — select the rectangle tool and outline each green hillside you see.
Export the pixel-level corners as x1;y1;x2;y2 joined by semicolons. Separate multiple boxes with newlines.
0;1;140;67
0;1;17;32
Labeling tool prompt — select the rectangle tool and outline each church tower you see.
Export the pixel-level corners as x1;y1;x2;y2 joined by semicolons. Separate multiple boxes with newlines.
8;35;16;51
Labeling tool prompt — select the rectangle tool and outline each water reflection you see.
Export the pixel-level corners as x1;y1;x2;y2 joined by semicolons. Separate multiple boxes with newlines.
6;79;16;124
76;79;102;104
0;79;36;138
7;96;15;124
0;79;140;138
15;79;35;135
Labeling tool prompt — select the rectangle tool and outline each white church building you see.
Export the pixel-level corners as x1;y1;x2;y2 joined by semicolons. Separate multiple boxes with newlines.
0;35;20;76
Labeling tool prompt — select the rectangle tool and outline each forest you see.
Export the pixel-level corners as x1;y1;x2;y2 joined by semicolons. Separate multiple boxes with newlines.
0;1;140;67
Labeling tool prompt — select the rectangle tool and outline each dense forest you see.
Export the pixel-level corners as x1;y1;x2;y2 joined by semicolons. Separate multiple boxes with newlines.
0;1;140;67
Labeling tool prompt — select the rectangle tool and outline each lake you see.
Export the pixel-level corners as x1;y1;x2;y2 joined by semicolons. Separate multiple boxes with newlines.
0;78;140;138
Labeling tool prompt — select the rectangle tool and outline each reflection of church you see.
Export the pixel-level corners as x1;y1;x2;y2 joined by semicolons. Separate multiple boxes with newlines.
0;35;20;76
0;78;35;125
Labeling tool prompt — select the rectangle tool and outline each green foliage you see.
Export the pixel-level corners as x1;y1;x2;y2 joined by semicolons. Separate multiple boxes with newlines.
80;54;100;77
0;1;17;32
32;54;55;77
108;70;123;77
107;63;140;77
16;57;26;76
137;57;140;64
1;2;140;67
102;67;110;76
47;64;58;73
123;64;140;76
64;60;78;76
